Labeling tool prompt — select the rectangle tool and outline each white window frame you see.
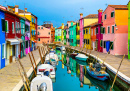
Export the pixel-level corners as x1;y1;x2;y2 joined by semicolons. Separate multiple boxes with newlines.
12;22;14;33
112;25;114;34
2;43;5;59
108;26;110;34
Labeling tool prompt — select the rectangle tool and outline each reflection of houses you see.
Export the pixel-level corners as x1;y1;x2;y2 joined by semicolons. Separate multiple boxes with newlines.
0;6;6;69
37;26;51;44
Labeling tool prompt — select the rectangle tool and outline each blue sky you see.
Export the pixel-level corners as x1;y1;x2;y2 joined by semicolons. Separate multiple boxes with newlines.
0;0;129;27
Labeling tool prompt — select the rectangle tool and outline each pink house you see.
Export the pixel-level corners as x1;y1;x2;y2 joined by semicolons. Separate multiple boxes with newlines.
79;13;84;47
37;26;51;44
102;5;128;55
66;21;72;45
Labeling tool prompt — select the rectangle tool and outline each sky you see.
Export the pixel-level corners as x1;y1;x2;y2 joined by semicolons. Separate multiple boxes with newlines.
0;0;129;27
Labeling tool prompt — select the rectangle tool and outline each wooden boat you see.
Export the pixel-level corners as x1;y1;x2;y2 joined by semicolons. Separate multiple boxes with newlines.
75;54;88;61
30;76;53;91
37;64;55;78
86;64;109;81
70;53;78;58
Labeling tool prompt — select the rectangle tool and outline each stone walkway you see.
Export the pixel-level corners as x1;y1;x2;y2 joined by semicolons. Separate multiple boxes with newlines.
56;44;130;83
0;45;47;91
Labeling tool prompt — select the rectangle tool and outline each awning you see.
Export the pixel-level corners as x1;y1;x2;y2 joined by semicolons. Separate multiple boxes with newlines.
6;39;20;45
17;39;23;43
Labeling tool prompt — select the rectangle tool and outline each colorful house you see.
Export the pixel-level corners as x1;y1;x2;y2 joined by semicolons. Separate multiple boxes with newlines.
55;26;62;42
128;2;130;59
0;7;6;69
102;5;128;55
66;21;72;45
90;22;98;51
25;19;30;55
64;25;67;45
83;14;98;49
18;7;37;51
97;9;103;52
69;22;76;46
5;9;21;65
37;26;51;44
76;21;80;47
61;23;64;44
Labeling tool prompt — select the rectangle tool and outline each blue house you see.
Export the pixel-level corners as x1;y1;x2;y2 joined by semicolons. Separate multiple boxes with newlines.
0;9;6;69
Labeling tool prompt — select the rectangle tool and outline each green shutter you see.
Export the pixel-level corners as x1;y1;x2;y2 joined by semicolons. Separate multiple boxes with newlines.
2;44;4;58
5;21;7;32
101;27;103;34
2;19;5;32
110;42;114;50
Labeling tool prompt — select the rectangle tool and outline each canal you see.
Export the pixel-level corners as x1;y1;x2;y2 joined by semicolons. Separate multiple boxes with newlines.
53;49;121;91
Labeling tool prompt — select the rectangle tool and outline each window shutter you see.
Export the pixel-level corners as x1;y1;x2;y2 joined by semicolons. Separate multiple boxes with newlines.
2;19;5;32
5;21;7;32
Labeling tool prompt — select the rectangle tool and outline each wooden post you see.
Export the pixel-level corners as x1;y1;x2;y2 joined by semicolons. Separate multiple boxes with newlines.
110;54;125;91
38;47;44;64
28;53;36;75
18;58;30;88
31;52;37;69
18;63;29;91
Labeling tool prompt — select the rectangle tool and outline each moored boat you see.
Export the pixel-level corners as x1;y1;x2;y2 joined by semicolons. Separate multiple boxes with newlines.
70;53;78;58
60;46;66;51
30;76;53;91
37;64;55;78
75;54;88;61
86;63;109;81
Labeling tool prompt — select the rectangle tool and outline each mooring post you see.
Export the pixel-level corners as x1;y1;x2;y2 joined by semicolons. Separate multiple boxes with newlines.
31;52;37;69
110;54;125;91
38;47;44;64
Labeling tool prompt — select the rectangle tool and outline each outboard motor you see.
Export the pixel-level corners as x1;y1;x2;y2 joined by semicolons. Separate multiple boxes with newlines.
38;82;47;91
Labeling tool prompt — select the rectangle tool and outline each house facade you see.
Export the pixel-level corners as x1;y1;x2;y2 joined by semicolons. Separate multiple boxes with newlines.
37;26;51;44
61;23;64;44
55;26;62;42
102;5;128;55
76;21;80;47
128;2;130;59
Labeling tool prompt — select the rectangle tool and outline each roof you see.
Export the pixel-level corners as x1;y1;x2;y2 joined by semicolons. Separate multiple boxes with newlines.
57;26;62;29
108;5;128;10
18;9;30;13
84;14;98;19
84;21;98;28
64;26;68;29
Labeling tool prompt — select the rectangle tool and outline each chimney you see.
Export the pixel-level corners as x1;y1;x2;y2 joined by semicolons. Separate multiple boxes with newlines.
98;9;103;24
15;5;19;14
80;13;83;19
25;8;27;12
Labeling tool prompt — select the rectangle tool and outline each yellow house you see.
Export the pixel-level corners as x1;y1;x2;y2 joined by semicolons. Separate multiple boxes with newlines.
18;8;37;50
61;23;64;44
76;21;80;46
83;14;98;49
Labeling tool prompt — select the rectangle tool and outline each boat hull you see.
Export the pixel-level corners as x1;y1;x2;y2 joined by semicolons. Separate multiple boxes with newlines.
75;57;87;61
86;66;109;81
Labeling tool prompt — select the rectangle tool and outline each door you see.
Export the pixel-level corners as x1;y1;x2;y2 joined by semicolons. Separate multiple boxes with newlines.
93;42;95;51
0;44;1;68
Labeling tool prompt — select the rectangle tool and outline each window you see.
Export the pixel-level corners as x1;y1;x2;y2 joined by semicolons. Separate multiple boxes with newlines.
26;41;28;48
38;32;40;35
95;29;96;35
86;29;88;34
96;27;98;34
34;18;35;23
86;39;87;44
72;39;73;43
83;30;85;34
48;32;50;35
38;38;40;41
110;41;114;50
12;45;15;56
38;27;40;29
5;20;9;33
112;26;114;33
103;27;105;34
32;18;33;22
1;19;5;32
88;39;89;44
105;14;107;19
41;27;43;29
2;44;5;59
100;40;103;47
108;26;110;34
83;39;85;44
91;29;93;36
104;41;106;48
23;24;25;34
111;12;114;18
12;22;14;33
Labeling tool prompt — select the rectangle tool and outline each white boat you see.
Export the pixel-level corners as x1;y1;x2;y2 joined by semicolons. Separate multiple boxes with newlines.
60;46;66;51
50;49;56;53
30;76;53;91
37;64;55;78
45;53;58;62
75;54;88;61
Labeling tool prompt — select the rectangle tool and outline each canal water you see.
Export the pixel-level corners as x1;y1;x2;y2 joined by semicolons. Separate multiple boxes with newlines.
53;49;121;91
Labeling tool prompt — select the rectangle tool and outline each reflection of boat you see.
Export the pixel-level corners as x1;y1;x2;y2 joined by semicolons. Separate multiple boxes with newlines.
60;46;66;51
37;64;55;78
75;59;88;66
30;76;53;91
61;50;66;54
86;66;109;81
45;53;58;62
85;73;110;91
56;47;61;50
75;54;88;61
